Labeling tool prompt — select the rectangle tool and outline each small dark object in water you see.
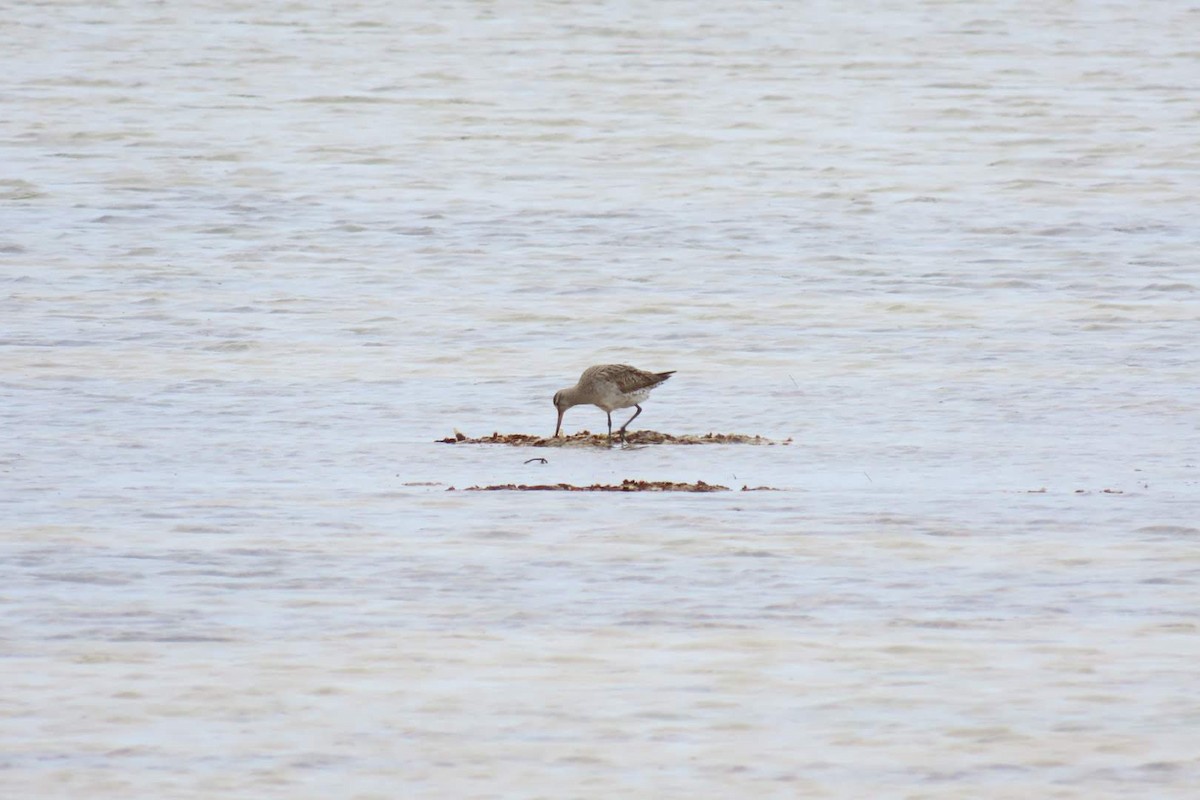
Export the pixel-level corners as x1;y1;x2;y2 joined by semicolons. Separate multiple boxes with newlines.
524;457;548;465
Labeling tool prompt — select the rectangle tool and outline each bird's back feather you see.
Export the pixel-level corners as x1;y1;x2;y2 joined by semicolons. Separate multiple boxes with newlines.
582;364;674;394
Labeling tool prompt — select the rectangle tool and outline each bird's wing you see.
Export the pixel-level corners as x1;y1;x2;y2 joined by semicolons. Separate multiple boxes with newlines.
605;365;674;393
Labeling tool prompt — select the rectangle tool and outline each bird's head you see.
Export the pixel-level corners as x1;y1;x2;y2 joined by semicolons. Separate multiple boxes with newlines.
552;390;569;437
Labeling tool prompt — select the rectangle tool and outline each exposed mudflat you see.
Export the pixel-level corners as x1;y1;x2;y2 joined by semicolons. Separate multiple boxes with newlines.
454;479;733;492
437;430;790;447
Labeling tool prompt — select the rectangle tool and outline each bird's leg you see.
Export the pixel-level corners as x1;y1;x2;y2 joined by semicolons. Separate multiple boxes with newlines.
606;411;613;442
618;405;643;443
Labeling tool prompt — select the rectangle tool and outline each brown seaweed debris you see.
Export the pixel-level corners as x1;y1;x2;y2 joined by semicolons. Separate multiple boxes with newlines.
436;430;790;447
452;479;729;492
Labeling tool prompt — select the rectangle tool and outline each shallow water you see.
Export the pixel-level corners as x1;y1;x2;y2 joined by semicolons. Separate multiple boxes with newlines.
3;1;1199;797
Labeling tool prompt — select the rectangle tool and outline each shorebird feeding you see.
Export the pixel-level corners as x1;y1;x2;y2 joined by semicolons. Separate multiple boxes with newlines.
553;364;675;442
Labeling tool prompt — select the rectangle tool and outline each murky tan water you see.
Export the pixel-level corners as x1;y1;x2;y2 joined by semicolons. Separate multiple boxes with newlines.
4;1;1199;797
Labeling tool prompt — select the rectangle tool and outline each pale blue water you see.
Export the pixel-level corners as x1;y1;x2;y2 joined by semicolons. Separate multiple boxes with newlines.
3;1;1199;797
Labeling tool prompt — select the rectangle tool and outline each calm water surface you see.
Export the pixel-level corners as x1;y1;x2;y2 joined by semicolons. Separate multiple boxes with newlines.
3;1;1199;797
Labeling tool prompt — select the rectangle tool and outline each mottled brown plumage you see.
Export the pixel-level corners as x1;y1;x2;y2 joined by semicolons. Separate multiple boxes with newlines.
553;364;675;441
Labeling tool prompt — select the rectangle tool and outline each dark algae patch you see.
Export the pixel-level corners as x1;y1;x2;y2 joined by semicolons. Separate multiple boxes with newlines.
437;430;790;447
450;479;731;492
437;430;785;491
